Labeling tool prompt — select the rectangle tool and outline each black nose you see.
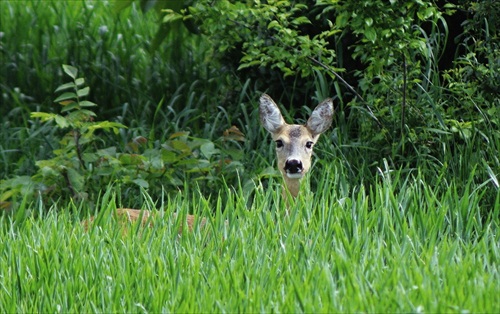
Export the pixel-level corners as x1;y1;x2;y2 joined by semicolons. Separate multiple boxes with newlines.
285;159;303;174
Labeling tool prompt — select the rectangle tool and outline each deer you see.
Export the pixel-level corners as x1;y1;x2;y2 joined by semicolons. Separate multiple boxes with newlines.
81;208;206;234
82;94;333;233
259;94;333;199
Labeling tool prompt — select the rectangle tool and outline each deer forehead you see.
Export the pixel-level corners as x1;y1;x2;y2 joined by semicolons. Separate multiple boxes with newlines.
273;125;316;143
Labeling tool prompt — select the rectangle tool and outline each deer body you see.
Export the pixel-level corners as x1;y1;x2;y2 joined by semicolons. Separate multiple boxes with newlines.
83;94;333;232
82;208;205;234
259;94;333;198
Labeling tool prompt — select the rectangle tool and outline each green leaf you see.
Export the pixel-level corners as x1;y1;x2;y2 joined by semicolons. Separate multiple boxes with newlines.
82;152;99;163
238;60;263;70
168;132;189;140
200;142;219;159
78;109;98;117
37;163;60;176
119;154;145;165
364;27;377;43
176;159;199;167
168;176;183;186
88;121;127;134
418;7;436;20
79;100;98;108
66;110;96;124
77;87;90;97
221;147;244;161
487;107;496;116
133;178;149;188
55;115;70;128
291;16;311;26
97;146;117;157
60;102;80;113
62;64;78;80
267;20;280;29
170;140;192;153
55;82;76;93
31;112;57;121
66;168;84;191
162;11;183;24
335;12;349;28
75;78;85;86
54;92;77;103
161;150;177;163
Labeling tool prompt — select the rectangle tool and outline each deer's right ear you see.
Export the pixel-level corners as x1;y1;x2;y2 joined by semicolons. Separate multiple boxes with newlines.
259;94;286;133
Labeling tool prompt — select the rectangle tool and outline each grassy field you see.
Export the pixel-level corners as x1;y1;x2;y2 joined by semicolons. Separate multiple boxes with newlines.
1;166;498;312
1;0;499;312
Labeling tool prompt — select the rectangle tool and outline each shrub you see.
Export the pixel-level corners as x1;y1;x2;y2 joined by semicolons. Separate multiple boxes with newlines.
1;65;245;211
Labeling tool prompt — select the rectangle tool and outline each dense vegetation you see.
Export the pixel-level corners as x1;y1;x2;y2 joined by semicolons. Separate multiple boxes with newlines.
0;0;498;312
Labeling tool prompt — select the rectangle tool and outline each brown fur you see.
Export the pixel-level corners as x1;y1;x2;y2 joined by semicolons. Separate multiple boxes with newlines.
82;208;207;234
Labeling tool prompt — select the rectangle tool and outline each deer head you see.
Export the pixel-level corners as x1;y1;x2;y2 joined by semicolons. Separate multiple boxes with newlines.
259;94;333;198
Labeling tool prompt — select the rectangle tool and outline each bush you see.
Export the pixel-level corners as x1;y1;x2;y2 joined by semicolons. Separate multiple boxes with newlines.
1;65;246;210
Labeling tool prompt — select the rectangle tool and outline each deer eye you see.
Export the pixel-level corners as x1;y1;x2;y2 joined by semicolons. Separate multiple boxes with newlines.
305;141;314;149
275;140;284;148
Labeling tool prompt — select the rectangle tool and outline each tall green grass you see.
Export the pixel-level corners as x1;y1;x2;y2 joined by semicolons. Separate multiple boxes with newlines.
1;163;498;312
0;0;226;123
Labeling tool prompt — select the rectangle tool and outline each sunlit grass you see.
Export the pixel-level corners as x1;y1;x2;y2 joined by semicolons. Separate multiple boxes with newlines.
1;164;498;312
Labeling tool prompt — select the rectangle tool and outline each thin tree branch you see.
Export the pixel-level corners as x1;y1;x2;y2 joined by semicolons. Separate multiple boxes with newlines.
306;55;382;129
74;130;86;170
401;53;407;140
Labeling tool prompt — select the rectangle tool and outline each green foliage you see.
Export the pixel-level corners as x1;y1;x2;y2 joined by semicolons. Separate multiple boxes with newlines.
180;0;499;197
188;1;338;78
179;1;433;149
436;1;500;193
1;66;245;210
334;0;444;77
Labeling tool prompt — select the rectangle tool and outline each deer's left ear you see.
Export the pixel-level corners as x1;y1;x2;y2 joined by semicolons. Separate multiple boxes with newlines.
306;98;333;137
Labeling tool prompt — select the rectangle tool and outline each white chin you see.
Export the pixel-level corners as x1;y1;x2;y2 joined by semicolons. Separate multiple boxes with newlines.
286;173;303;179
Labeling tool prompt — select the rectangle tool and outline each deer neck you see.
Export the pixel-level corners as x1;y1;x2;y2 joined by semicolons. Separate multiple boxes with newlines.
283;176;301;198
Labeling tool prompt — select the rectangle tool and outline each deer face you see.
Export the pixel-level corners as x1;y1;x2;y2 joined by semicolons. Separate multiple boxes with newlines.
259;94;333;195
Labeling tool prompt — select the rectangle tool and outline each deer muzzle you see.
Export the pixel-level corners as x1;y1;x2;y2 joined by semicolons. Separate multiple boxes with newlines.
284;159;304;179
